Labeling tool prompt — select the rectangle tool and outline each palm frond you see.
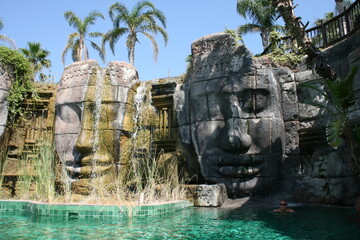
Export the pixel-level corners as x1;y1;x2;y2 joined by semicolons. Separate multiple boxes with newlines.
89;40;105;63
302;100;333;114
141;31;159;62
106;1;167;65
71;40;81;62
238;24;262;35
109;2;129;26
326;118;345;149
62;32;78;65
103;28;128;55
84;10;105;25
88;32;103;38
299;82;330;100
64;11;81;30
0;35;16;48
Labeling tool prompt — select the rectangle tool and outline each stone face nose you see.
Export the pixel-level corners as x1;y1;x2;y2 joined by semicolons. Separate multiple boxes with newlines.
227;118;252;153
75;102;94;155
226;95;252;153
75;129;93;154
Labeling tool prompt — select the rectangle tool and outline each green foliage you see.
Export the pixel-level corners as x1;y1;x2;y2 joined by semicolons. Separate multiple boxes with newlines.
185;54;193;74
103;1;168;65
267;48;301;68
19;42;52;82
17;155;33;200
264;31;301;68
301;66;360;172
236;0;284;49
224;27;244;44
0;46;36;123
62;10;105;65
17;142;56;202
34;143;56;201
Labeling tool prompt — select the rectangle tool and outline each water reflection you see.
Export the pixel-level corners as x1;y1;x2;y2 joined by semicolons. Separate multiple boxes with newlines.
0;206;359;239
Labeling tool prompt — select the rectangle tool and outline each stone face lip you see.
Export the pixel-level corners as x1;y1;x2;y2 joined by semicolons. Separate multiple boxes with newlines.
180;33;285;197
54;59;138;194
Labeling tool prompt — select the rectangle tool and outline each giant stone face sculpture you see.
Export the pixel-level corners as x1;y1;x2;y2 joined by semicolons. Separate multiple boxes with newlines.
178;33;285;197
55;60;137;194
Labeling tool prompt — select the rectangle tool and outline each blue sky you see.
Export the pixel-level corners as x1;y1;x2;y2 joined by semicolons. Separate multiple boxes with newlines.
1;0;335;82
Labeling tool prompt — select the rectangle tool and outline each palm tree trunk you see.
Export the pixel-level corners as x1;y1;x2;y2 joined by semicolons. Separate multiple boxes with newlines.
129;46;135;66
128;35;136;66
272;0;337;81
79;36;85;61
260;30;269;49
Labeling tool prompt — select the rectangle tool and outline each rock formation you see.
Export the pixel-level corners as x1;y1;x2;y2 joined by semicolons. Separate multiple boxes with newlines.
177;33;285;197
55;60;138;194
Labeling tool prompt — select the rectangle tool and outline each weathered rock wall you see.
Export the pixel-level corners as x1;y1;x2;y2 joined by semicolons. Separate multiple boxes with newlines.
0;83;56;197
283;29;360;205
0;63;13;143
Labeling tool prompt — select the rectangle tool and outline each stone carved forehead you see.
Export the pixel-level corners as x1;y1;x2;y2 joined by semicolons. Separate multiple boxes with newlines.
108;61;138;87
191;33;237;56
190;33;253;83
59;60;99;90
56;60;138;105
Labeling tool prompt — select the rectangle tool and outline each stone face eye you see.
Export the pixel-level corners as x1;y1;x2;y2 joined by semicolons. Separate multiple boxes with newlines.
58;104;82;125
235;89;270;114
236;89;253;113
255;89;270;114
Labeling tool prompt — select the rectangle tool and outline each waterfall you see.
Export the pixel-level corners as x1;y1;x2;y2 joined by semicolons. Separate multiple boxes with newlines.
132;82;146;139
91;68;105;178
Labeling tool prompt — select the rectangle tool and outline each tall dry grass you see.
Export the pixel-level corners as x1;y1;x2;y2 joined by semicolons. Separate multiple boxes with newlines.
17;142;56;202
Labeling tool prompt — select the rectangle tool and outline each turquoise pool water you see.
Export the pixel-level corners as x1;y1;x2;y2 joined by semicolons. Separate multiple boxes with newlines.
0;206;359;239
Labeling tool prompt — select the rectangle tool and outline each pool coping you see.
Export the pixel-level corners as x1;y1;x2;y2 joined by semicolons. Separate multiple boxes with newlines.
0;200;192;219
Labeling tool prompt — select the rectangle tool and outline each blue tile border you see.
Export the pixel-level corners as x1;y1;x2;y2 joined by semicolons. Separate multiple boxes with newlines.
0;200;192;219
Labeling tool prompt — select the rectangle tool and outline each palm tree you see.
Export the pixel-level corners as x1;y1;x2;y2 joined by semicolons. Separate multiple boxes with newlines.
103;1;168;66
271;0;337;81
237;0;284;49
62;10;104;65
0;18;16;48
19;42;51;81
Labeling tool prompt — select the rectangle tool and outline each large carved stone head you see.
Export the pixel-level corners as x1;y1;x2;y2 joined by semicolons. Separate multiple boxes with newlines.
178;33;285;197
55;60;137;194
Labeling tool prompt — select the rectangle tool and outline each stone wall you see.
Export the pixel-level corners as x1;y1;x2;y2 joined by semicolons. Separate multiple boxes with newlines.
0;83;56;197
0;63;13;145
280;30;360;205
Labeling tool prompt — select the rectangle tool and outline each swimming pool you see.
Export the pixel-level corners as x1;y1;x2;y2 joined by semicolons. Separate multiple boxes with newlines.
0;205;359;239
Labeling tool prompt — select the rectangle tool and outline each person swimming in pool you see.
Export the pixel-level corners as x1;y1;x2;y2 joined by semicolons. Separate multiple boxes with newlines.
273;200;295;213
